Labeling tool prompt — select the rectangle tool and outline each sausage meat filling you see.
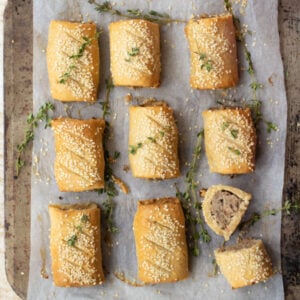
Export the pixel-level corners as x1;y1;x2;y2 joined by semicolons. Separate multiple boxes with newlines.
210;190;242;230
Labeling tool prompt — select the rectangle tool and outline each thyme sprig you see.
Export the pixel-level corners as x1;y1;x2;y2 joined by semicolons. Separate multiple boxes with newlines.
88;0;186;25
176;130;211;257
224;0;277;133
67;214;90;247
228;146;241;155
97;77;119;233
59;31;101;84
239;199;300;233
195;52;213;72
129;131;165;155
15;102;55;177
125;47;140;62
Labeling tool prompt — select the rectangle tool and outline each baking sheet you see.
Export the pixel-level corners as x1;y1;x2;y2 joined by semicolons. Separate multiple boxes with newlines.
28;0;286;299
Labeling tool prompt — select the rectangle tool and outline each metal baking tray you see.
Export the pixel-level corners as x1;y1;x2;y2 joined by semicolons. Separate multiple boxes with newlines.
3;0;300;298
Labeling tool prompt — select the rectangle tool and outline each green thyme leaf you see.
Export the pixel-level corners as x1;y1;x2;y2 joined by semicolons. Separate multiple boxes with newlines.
128;47;139;57
250;82;263;91
76;225;83;232
195;52;213;72
221;122;230;131
228;146;241;155
67;234;77;247
147;136;156;143
266;121;278;133
230;129;239;139
81;214;89;223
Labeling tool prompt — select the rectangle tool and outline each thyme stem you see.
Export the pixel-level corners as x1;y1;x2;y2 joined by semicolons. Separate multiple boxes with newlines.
59;31;101;84
176;130;211;256
98;77;119;233
88;0;186;25
15;102;55;177
239;199;300;234
224;0;277;133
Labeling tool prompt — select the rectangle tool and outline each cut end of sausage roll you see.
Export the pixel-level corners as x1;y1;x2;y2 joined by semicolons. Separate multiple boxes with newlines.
185;14;238;90
202;107;256;174
203;185;251;241
49;203;105;287
109;19;161;88
51;118;105;192
47;20;99;102
128;103;180;179
214;239;273;289
133;197;189;284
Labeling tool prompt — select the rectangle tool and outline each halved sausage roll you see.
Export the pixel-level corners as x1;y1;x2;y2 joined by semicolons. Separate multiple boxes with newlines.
133;197;188;284
49;203;105;287
47;21;99;102
214;239;273;289
202;107;256;174
51;118;105;192
109;19;161;87
202;185;251;241
185;14;238;89
128;102;180;179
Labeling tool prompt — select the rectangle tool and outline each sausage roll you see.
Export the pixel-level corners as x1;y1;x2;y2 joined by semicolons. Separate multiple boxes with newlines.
47;21;99;102
133;197;188;284
203;185;251;241
51;118;105;192
185;14;238;89
202;107;256;174
214;239;273;289
129;102;180;179
49;203;105;287
109;19;161;87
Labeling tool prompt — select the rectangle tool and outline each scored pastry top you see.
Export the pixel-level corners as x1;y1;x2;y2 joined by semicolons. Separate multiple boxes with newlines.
49;203;104;287
133;197;188;283
185;14;238;89
109;19;161;87
129;103;180;179
51;118;105;191
202;107;256;174
47;21;99;101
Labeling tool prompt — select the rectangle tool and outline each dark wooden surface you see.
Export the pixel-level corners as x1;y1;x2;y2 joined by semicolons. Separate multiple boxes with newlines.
3;0;299;299
279;0;300;299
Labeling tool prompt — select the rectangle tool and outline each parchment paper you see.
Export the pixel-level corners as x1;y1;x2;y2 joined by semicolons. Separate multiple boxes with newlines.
28;0;287;299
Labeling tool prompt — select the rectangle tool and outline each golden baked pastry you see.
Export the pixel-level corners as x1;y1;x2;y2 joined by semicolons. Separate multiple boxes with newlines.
133;197;188;284
109;19;161;87
49;203;105;287
51;118;105;192
202;185;251;241
202;107;256;174
214;239;273;289
47;20;99;102
185;14;238;89
128;102;180;179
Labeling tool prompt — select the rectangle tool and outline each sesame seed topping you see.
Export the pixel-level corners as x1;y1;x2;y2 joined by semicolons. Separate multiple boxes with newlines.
49;204;104;286
47;21;98;101
51;118;105;191
109;19;160;87
129;104;180;179
203;107;256;174
134;198;188;283
186;14;238;89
